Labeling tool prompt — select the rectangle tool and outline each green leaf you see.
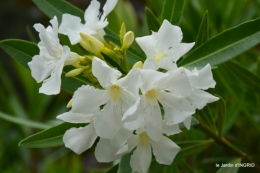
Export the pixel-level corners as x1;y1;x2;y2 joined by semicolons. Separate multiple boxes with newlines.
195;10;209;48
0;39;38;69
149;140;213;172
216;96;226;137
0;39;86;94
117;152;133;173
106;164;119;173
226;61;260;95
162;164;179;173
19;123;86;148
145;7;161;33
161;0;186;25
178;17;260;69
216;158;241;173
0;111;51;130
33;0;84;22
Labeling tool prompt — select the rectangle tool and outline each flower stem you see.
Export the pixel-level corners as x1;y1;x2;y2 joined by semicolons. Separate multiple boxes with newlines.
198;123;260;172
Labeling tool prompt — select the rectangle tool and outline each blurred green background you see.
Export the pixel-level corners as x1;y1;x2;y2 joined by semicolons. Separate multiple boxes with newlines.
0;0;260;172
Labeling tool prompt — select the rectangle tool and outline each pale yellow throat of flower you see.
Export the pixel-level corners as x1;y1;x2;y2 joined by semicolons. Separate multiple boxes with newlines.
145;89;160;102
108;85;122;102
154;51;166;62
139;132;149;147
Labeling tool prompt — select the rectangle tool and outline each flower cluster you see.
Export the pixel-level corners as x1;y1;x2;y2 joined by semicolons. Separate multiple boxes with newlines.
28;0;218;172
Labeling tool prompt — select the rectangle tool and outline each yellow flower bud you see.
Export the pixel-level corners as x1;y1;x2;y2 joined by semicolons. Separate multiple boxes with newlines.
122;31;134;50
132;61;143;69
65;68;85;77
67;99;73;108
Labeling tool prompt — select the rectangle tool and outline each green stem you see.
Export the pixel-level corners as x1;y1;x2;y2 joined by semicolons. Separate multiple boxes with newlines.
121;51;128;72
198;123;260;172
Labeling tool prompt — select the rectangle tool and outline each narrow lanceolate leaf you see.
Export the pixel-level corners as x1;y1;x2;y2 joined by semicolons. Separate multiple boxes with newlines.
33;0;84;22
216;158;241;173
161;0;186;25
0;39;87;94
195;11;209;48
0;111;51;130
145;7;161;33
226;61;260;95
178;17;260;69
149;140;214;172
216;96;226;137
19;123;86;148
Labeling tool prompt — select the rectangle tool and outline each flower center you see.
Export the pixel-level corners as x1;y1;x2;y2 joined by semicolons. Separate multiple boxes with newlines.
146;89;156;99
139;132;149;147
108;85;122;102
154;51;166;62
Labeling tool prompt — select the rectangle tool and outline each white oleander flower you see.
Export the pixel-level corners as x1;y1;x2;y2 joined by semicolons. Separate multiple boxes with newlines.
136;20;195;71
59;0;118;44
28;16;79;95
117;126;181;173
71;57;139;139
182;64;219;129
122;68;195;142
57;111;131;162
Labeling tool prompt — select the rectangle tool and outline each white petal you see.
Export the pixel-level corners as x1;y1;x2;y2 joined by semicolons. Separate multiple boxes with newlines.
122;96;141;122
187;89;219;110
92;57;122;88
49;16;59;35
64;52;80;65
188;64;216;89
95;138;121;162
94;102;122;139
59;14;81;34
63;123;97;154
100;0;118;21
130;143;152;173
144;103;162;142
163;67;191;97
159;92;195;125
117;135;138;155
57;111;93;123
163;120;182;135
72;85;107;113
150;136;180;165
143;58;158;70
156;20;182;50
183;116;192;130
109;127;132;148
157;57;178;71
178;42;195;58
124;115;145;131
28;55;53;83
84;0;100;22
117;68;140;95
139;69;168;93
39;47;68;95
136;36;156;59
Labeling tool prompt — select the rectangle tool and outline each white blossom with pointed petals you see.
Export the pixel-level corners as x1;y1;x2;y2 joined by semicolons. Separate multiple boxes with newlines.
59;0;118;44
136;20;195;71
182;64;219;129
122;68;195;142
117;128;181;173
28;16;79;95
72;57;139;139
57;110;130;162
